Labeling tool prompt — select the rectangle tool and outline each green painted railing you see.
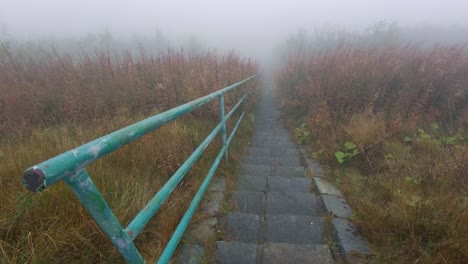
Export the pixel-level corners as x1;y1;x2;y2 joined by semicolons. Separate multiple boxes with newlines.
22;73;259;263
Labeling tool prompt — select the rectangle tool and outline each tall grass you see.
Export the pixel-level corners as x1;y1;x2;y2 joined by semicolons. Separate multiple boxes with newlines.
276;40;467;263
0;44;258;263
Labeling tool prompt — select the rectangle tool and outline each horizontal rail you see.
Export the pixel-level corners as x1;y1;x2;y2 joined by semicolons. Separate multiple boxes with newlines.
23;73;259;192
21;72;259;263
125;92;249;240
158;112;245;264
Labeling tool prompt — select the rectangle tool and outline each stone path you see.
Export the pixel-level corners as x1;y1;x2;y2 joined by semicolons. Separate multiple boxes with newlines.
215;84;335;264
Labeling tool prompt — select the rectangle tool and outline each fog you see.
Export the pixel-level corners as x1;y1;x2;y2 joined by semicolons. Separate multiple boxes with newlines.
1;0;468;63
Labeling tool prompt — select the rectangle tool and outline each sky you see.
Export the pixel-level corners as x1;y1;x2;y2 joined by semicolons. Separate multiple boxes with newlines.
1;0;468;59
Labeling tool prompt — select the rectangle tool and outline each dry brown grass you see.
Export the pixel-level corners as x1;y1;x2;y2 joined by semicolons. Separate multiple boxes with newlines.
276;42;468;263
0;45;258;263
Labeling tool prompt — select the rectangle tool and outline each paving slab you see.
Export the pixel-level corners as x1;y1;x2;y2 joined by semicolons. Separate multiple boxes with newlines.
314;178;342;196
176;244;204;264
237;175;267;191
263;243;334;264
265;215;324;244
215;242;257;264
184;218;218;244
247;147;272;157
231;191;264;214
242;156;276;166
251;141;296;148
274;166;305;178
267;177;312;193
322;194;353;218
226;213;260;243
309;164;325;177
241;164;272;176
277;156;301;166
201;191;224;216
208;176;226;192
332;218;371;256
271;147;300;155
251;136;291;143
266;192;317;215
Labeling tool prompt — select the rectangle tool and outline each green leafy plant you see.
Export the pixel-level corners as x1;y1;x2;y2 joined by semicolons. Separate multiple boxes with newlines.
403;136;412;144
334;141;359;163
312;148;325;159
295;122;311;145
248;113;255;123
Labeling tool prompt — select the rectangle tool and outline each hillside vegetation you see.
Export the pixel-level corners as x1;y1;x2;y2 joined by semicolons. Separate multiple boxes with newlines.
276;33;467;263
0;44;258;263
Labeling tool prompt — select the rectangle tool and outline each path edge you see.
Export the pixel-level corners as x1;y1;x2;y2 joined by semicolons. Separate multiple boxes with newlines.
299;146;373;263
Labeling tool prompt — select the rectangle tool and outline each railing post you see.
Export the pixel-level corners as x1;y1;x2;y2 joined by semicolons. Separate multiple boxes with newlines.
64;169;144;264
218;95;228;159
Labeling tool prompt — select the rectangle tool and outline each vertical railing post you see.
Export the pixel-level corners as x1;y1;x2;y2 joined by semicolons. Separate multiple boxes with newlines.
64;169;144;264
218;95;228;159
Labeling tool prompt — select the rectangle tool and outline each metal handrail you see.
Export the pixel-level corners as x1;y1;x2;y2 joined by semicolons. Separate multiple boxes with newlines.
22;73;259;263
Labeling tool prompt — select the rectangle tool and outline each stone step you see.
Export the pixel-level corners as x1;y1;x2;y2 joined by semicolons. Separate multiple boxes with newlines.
215;241;257;264
255;129;289;134
266;192;317;215
251;137;293;143
263;243;335;264
267;177;312;193
255;125;285;130
241;164;273;176
242;156;277;166
274;166;305;178
242;156;301;167
247;147;300;158
237;175;268;191
251;136;292;143
250;141;296;148
215;242;335;264
254;132;290;137
276;156;301;166
226;213;260;243
265;215;325;244
230;191;265;214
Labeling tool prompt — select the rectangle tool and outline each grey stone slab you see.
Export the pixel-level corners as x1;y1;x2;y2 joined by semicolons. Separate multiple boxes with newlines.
251;141;296;148
263;243;334;264
242;156;276;166
277;156;301;166
265;215;324;244
332;218;371;256
274;166;305;178
299;147;326;178
322;194;352;218
267;177;312;193
231;191;264;214
247;147;271;157
201;191;224;216
176;244;204;264
271;148;301;157
314;178;342;196
308;163;325;178
254;133;276;138
266;192;317;215
251;136;291;143
215;242;257;264
237;175;267;191
227;213;260;243
208;176;226;192
184;218;218;244
241;164;272;176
